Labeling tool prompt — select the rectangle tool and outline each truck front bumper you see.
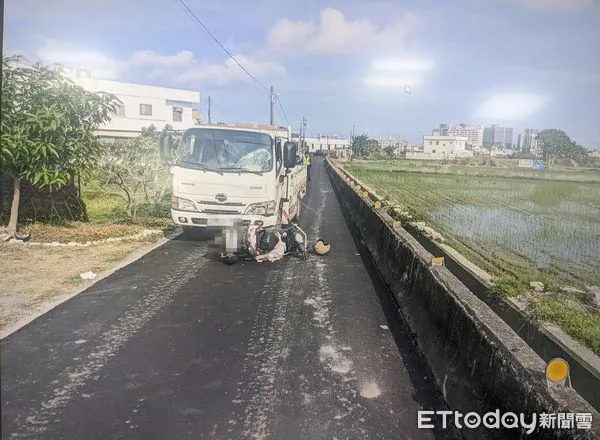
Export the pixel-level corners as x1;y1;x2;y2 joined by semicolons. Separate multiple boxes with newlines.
171;210;276;229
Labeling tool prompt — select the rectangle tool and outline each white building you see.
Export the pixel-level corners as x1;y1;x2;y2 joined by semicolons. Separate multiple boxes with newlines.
432;124;483;147
304;135;351;158
451;124;483;147
62;69;201;139
407;135;473;160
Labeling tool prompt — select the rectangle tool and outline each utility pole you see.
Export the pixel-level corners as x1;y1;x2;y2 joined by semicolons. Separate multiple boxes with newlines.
269;86;275;126
300;117;307;152
208;96;211;125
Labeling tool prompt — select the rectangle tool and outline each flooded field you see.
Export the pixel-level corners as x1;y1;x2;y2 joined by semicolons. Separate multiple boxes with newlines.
346;163;600;286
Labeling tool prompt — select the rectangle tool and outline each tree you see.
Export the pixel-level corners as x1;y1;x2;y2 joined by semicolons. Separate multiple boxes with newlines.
536;129;579;167
383;146;396;158
351;133;381;159
95;125;177;221
1;56;120;235
567;141;588;163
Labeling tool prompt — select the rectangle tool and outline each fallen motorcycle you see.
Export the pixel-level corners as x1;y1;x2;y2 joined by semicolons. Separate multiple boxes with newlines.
219;223;309;265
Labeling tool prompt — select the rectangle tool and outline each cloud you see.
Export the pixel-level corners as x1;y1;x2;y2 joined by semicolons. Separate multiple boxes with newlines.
364;56;434;89
266;8;416;55
30;39;285;87
36;39;125;80
173;55;286;86
472;92;550;121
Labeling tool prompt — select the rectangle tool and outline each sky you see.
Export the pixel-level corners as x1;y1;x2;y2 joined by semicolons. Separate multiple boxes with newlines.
4;0;600;147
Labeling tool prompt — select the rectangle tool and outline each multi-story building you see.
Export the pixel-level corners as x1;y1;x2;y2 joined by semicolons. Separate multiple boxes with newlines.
407;135;473;160
451;124;484;148
483;124;514;149
517;129;539;151
60;68;201;140
432;123;483;147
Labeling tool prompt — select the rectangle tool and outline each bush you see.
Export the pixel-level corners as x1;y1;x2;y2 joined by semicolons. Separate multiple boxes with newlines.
137;196;171;219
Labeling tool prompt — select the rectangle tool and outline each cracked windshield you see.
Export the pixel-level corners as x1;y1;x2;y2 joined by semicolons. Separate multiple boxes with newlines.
1;0;599;439
178;129;273;173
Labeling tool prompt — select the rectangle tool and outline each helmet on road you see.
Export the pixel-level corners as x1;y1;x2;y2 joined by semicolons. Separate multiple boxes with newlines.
313;239;330;256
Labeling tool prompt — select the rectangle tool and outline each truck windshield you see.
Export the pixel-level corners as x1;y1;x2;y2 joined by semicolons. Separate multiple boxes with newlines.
176;128;273;173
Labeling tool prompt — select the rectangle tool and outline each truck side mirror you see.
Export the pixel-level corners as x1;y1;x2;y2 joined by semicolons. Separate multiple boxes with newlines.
160;134;173;163
283;141;297;169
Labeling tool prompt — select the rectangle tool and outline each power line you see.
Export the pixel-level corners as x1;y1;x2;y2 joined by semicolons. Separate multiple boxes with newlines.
175;0;295;127
174;0;270;93
275;96;291;127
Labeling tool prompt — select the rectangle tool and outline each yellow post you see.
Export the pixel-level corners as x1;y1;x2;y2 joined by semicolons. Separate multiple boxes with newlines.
546;358;570;387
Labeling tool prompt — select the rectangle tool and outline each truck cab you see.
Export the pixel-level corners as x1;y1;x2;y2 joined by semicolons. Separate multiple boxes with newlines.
161;126;307;235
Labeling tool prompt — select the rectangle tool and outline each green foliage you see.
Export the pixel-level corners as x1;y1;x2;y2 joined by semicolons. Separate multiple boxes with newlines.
536;129;588;167
94;125;176;221
1;56;120;187
351;133;381;159
488;277;527;299
383;146;395;158
532;293;600;355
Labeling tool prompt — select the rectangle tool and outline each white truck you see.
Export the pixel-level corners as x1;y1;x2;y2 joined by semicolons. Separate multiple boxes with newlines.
160;125;307;239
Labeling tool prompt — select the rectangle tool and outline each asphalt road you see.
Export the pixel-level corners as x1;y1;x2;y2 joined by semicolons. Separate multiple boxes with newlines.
2;159;459;440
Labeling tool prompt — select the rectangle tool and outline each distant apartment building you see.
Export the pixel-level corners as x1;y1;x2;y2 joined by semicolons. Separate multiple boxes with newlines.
60;68;201;140
483;124;514;149
432;123;483;147
379;137;410;155
407;135;473;160
517;129;539;151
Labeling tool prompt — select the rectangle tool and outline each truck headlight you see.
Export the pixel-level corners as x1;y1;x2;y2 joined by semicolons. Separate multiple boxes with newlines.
171;195;198;211
245;201;276;216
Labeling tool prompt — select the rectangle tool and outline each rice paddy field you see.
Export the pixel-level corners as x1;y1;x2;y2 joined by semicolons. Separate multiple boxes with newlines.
345;160;600;354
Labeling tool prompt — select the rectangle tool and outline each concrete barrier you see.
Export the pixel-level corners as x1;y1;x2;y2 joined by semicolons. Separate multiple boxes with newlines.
401;220;600;412
326;159;600;440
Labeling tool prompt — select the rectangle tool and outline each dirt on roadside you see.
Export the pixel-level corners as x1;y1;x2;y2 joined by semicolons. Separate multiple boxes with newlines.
0;239;162;337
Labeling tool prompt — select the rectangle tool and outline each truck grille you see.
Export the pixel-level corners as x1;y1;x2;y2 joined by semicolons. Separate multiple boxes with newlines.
202;209;241;215
199;200;245;207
